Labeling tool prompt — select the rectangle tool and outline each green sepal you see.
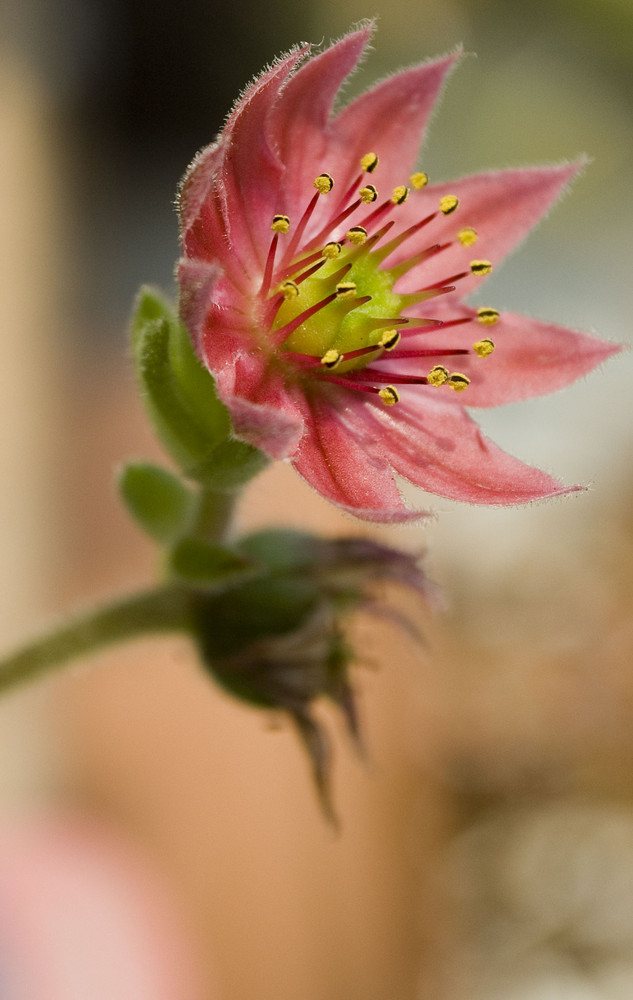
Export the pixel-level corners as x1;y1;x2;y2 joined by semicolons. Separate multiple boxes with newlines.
166;308;231;446
189;575;322;659
189;439;269;492
168;537;260;591
237;529;322;573
131;287;268;490
118;461;195;544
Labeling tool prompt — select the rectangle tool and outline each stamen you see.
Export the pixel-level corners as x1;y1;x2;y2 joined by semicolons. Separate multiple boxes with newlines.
292;259;327;285
346;226;368;246
371;212;438;264
427;366;450;386
391;186;409;205
439;195;459;215
389;242;446;282
303;198;363;251
390;347;469;359
477;307;500;325
410;171;429;189
412;270;470;299
321;349;342;369
314;173;334;194
344;369;432;385
336;280;357;299
260;232;279;296
457;227;478;246
379;329;401;350
473;338;495;357
277;246;327;284
351;315;409;337
279;279;299;299
359;197;399;231
470;260;493;275
272;292;338;345
397;317;446;335
359;184;378;204
361;152;379;173
271;215;290;234
358;220;395;252
321;377;389;397
327;261;353;286
327;343;384;365
448;372;470;391
379;386;399;406
424;316;471;331
400;283;459;306
322;241;343;259
284;193;320;261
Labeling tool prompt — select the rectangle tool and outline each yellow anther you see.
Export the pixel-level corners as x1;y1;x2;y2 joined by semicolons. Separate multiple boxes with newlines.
322;241;342;259
470;260;493;275
477;307;500;325
279;279;299;300
336;280;357;298
314;172;334;194
457;227;478;246
410;171;429;189
473;338;495;358
359;184;378;203
439;194;459;215
391;185;409;205
271;214;290;234
379;329;401;351
360;152;379;173
320;349;342;369
427;365;450;386
346;225;368;246
448;372;470;391
379;386;400;406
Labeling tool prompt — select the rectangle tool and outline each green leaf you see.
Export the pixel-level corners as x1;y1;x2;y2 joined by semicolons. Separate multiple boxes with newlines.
118;462;195;543
130;287;267;491
168;537;260;590
168;317;231;446
189;438;269;492
238;529;321;573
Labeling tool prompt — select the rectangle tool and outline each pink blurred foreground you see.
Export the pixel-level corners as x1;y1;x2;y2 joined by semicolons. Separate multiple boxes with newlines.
0;814;206;1000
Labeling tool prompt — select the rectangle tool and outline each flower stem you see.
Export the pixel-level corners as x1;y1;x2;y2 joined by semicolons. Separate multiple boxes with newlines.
193;488;235;543
0;584;193;696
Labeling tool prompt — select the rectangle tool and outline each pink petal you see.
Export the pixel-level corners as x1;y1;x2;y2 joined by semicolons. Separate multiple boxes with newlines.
354;390;575;504
268;23;374;213
177;258;223;353
216;46;310;275
177;141;223;240
178;264;255;375
291;390;424;521
330;52;460;194
217;354;306;460
391;163;582;297
224;391;306;459
0;815;205;1000
178;259;306;459
385;310;621;408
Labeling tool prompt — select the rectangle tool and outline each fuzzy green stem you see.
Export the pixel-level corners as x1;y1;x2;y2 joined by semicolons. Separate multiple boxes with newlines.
193;488;235;543
0;585;193;696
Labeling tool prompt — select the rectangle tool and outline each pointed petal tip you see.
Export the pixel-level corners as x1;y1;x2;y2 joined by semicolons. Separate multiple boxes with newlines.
338;502;432;524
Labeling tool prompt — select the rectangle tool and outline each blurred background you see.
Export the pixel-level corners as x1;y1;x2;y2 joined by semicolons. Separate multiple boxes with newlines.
1;0;632;997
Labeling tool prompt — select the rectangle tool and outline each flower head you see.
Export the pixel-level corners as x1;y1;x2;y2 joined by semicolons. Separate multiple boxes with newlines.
177;23;617;521
189;529;433;820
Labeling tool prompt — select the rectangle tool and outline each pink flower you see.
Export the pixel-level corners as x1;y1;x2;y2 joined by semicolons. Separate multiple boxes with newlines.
177;23;616;522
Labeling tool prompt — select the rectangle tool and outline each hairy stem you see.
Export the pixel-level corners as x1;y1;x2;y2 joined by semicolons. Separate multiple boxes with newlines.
0;584;193;696
193;488;235;542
